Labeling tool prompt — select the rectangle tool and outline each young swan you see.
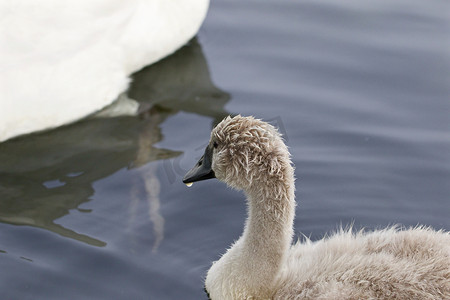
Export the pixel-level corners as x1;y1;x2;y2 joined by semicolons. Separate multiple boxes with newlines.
183;115;450;300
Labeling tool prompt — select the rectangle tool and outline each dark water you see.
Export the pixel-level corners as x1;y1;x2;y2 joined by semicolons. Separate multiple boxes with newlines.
1;0;449;299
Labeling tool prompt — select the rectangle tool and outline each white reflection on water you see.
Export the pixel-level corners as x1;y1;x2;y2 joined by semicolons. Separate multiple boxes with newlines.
0;38;230;248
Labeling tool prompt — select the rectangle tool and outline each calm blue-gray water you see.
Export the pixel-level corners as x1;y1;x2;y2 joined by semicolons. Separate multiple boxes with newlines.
1;0;449;299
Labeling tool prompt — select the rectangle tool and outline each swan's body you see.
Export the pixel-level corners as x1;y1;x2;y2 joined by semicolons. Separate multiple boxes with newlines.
0;0;209;142
183;115;450;300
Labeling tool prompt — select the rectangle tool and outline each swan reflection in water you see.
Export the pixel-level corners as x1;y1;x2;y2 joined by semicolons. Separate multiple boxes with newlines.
0;39;230;249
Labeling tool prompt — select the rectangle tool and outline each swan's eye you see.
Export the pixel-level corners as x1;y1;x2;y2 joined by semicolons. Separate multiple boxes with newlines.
213;141;218;149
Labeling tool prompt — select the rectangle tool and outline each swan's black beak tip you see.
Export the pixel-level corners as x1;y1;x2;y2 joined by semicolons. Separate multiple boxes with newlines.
182;145;216;184
182;167;215;184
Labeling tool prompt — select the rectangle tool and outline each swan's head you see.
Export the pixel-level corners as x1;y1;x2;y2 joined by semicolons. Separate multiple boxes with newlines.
183;115;292;191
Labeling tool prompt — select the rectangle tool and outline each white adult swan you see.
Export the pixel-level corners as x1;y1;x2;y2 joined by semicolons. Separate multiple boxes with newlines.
0;0;209;142
183;115;450;300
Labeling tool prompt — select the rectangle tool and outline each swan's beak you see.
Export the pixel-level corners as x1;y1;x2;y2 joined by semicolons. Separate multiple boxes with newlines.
183;145;216;184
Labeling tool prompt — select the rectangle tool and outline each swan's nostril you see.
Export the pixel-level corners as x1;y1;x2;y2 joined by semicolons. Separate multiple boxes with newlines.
198;161;202;166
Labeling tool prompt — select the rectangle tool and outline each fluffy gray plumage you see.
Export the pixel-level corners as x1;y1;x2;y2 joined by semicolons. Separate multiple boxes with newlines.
196;115;449;300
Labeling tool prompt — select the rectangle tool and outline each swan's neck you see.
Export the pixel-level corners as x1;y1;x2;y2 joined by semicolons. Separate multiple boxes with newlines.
206;175;296;299
242;183;295;289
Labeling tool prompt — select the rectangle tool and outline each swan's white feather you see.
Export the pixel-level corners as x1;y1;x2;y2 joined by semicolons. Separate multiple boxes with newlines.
0;0;209;142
